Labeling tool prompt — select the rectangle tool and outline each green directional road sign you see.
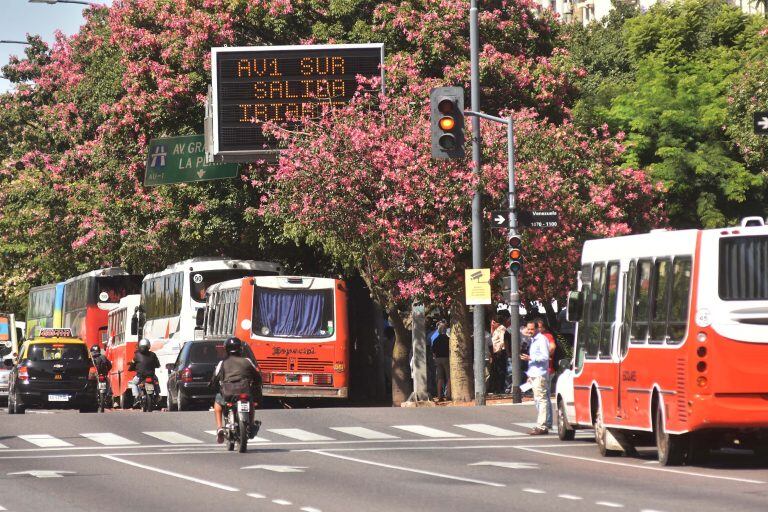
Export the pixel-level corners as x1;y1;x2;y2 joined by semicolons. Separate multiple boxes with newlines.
145;134;239;186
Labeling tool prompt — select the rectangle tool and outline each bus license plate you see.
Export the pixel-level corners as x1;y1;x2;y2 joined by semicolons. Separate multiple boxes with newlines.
48;394;69;402
98;382;107;391
145;384;154;394
238;401;250;413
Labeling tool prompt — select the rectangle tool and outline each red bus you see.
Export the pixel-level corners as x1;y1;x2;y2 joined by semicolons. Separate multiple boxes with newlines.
63;268;143;350
204;275;349;398
106;294;140;408
556;218;768;465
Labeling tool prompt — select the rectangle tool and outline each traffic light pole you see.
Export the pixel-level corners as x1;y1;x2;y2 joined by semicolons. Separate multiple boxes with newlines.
465;110;522;404
469;0;485;407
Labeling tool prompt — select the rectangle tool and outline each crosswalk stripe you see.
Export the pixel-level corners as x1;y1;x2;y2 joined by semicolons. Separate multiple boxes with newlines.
81;433;138;446
0;442;8;449
267;429;334;441
330;427;399;440
454;424;525;437
18;434;73;447
204;430;271;443
392;425;464;438
143;431;203;444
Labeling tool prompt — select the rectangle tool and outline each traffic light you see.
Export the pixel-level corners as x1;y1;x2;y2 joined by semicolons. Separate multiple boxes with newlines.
430;86;465;159
508;234;523;275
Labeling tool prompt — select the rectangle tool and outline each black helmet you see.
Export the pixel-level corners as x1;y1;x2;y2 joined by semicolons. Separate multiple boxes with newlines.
138;338;151;353
90;345;101;356
224;337;243;356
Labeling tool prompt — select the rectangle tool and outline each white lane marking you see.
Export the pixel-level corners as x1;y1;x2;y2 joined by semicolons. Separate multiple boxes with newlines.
204;430;271;443
330;427;398;440
8;470;75;478
81;433;138;446
267;429;334;442
515;445;766;484
522;488;546;494
392;425;463;438
0;442;7;449
596;502;624;508
455;424;525;437
242;465;306;473
102;455;238;491
558;494;583;500
300;508;322;512
644;460;659;465
19;435;73;448
143;432;203;444
469;461;538;469
0;504;6;510
247;493;266;499
272;499;292;506
310;450;505;487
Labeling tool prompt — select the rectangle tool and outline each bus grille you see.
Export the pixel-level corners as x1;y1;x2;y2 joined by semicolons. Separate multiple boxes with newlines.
260;357;287;371
676;358;688;423
298;359;332;372
313;374;333;386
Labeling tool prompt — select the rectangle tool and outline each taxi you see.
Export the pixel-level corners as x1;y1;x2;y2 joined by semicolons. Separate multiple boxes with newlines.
7;328;98;414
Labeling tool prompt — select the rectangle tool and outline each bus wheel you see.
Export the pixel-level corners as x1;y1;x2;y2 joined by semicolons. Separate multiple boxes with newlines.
557;397;575;441
655;406;685;466
594;407;620;457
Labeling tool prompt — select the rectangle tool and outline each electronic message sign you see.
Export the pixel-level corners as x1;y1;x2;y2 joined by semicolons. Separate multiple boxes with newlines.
210;43;384;161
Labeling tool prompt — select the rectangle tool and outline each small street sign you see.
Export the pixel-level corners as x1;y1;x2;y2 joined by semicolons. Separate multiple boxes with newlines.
518;210;559;229
465;268;492;305
754;112;768;135
145;134;239;186
489;210;510;229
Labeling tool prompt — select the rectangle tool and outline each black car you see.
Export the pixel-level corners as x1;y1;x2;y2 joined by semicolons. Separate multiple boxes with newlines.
7;336;97;414
166;339;258;411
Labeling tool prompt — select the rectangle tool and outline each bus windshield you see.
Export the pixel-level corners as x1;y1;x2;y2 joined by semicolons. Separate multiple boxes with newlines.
190;270;269;303
252;287;334;338
96;276;142;304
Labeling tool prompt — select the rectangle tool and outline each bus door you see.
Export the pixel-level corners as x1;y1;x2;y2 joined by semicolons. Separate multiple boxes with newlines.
615;261;636;420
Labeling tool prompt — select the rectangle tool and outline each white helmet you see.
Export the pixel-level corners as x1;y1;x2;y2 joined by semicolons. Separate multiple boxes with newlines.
138;338;151;353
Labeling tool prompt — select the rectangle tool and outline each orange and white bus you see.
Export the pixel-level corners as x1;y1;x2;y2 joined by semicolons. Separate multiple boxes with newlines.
556;218;768;465
204;275;349;398
106;294;140;408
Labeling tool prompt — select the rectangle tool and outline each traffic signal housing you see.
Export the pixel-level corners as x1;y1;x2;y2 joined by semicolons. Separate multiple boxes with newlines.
509;234;523;275
430;86;465;159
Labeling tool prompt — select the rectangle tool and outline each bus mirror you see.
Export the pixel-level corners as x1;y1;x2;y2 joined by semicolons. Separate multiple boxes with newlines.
566;291;583;323
195;309;205;329
130;316;138;336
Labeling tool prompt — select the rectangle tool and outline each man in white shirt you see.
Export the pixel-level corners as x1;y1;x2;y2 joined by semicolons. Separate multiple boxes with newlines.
521;325;550;435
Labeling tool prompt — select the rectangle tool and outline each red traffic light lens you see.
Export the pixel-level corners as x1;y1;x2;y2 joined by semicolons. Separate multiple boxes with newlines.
438;98;456;114
508;235;522;248
439;116;455;131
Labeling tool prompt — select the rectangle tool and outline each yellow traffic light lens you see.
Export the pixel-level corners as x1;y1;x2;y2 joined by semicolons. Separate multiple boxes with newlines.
439;116;455;131
510;249;522;260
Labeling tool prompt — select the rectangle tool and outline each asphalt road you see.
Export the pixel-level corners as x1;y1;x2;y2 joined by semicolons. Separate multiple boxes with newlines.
1;403;767;512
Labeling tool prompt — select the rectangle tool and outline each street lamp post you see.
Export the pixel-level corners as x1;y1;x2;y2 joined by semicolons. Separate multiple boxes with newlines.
28;0;99;6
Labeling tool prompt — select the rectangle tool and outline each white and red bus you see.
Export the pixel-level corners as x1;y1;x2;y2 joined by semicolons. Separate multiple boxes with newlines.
61;268;143;350
204;275;349;398
556;218;768;465
139;258;281;399
106;294;140;408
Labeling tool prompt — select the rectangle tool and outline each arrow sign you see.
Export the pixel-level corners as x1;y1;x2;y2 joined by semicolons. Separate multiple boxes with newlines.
8;470;76;478
489;210;511;229
469;461;539;470
754;112;768;135
196;170;206;179
241;465;307;473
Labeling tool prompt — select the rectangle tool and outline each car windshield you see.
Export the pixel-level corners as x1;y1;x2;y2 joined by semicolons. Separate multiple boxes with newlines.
28;343;88;361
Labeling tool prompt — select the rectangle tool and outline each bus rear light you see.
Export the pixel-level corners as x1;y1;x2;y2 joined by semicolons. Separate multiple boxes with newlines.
697;346;707;357
18;366;28;381
697;376;708;387
697;332;707;343
696;361;707;372
180;367;193;383
314;374;333;386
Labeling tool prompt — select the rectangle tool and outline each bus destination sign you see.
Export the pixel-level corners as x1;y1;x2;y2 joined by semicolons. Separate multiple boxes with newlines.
211;44;384;159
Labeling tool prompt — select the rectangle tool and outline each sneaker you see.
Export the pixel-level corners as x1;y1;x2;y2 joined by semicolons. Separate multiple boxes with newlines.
528;427;548;436
216;428;225;444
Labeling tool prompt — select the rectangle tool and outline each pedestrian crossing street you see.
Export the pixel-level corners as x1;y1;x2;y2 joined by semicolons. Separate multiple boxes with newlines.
0;422;593;450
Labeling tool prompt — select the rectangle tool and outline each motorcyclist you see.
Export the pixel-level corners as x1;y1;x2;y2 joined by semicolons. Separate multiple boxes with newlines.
90;345;113;394
128;338;160;408
211;337;262;444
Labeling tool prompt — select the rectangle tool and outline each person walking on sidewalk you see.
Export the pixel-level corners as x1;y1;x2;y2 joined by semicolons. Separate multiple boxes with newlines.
521;321;550;435
432;321;451;401
535;317;557;430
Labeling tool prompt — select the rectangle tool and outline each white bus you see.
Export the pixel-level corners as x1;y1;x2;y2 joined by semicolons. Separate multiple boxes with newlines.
106;295;141;408
139;258;281;399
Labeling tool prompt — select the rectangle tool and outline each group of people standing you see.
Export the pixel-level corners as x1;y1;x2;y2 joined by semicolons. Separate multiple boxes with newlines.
489;312;557;435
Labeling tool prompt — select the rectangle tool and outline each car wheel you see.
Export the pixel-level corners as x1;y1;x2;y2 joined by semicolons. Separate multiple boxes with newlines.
557;397;576;441
7;393;15;415
177;389;189;412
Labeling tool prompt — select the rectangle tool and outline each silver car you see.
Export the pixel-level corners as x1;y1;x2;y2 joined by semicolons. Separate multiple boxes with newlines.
0;361;11;405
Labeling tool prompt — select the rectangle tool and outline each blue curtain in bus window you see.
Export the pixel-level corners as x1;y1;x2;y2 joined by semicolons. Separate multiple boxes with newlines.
257;290;324;336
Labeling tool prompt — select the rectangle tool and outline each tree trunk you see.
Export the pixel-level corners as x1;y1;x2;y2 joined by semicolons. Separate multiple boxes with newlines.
448;299;474;402
388;306;412;406
542;300;558;334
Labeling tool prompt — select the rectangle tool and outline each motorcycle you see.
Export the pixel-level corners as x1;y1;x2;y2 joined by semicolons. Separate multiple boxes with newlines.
222;393;260;453
96;374;109;413
137;376;157;412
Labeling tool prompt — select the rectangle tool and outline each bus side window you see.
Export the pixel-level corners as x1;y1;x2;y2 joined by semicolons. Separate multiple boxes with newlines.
667;257;692;344
650;259;671;343
631;259;652;343
586;263;605;359
621;260;636;357
575;264;591;371
599;261;620;359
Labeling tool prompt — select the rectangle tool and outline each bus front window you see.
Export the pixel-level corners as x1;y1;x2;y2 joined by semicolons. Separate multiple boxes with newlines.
252;287;335;338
